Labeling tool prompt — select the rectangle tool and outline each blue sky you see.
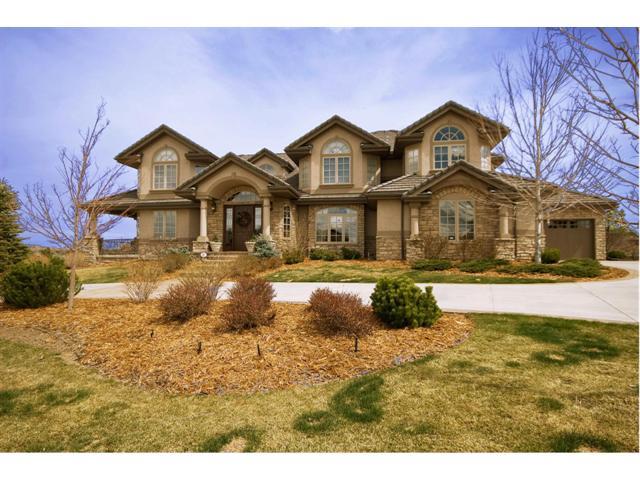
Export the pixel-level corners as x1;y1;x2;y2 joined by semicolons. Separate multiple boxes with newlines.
1;28;536;242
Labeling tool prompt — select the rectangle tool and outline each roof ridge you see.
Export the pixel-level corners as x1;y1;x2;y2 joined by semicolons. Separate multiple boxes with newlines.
367;172;417;192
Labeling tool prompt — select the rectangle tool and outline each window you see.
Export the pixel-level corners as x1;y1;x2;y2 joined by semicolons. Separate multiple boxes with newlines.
227;191;260;203
283;205;291;238
548;219;592;229
225;207;233;241
194;164;207;175
480;146;491;171
153;211;176;239
299;159;310;189
316;207;357;243
322;140;351;184
433;126;466;170
259;163;276;174
153;148;178;190
406;148;419;174
366;157;378;185
439;200;475;240
254;207;262;235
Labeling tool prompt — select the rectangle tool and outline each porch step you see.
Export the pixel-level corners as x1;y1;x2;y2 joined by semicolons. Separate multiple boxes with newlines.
202;251;249;263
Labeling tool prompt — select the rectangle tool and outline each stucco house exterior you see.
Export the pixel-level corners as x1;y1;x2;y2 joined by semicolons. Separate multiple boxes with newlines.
98;101;614;261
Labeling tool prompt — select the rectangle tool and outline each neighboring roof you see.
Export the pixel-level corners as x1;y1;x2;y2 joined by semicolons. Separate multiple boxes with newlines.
398;100;510;138
284;114;391;159
366;173;431;197
296;192;367;204
371;130;399;153
114;124;219;167
245;148;296;172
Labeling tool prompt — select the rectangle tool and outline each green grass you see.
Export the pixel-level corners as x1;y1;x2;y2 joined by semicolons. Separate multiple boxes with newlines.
0;313;637;452
264;263;560;283
76;266;128;284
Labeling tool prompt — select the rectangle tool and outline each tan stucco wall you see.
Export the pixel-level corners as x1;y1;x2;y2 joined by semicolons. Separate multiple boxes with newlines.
137;207;199;240
194;163;271;199
253;155;287;179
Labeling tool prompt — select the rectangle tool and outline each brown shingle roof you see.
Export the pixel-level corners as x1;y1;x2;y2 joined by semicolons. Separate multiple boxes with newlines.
367;173;432;195
371;130;398;149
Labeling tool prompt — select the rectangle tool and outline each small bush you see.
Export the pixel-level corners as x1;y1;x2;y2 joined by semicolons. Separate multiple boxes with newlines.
0;257;75;308
282;248;305;264
159;269;222;321
221;277;275;331
411;259;452;271
370;277;441;328
309;248;338;261
458;258;507;273
541;248;561;264
124;262;162;303
607;250;626;260
160;250;191;273
340;247;362;260
554;258;602;278
309;248;325;260
308;288;374;338
253;234;278;258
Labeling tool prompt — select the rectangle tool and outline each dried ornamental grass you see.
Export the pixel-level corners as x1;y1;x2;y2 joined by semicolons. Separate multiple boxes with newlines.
124;262;162;302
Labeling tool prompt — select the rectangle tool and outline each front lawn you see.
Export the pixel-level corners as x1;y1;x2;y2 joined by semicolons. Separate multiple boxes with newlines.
0;313;636;452
75;265;128;284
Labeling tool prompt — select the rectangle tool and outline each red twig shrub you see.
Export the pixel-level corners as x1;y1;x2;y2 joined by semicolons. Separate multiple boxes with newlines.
307;288;375;338
159;269;223;322
221;277;276;331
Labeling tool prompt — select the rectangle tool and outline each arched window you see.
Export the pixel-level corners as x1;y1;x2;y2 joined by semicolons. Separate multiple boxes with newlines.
153;148;178;189
259;163;276;174
316;207;357;243
322;140;351;184
226;191;260;203
433;126;466;169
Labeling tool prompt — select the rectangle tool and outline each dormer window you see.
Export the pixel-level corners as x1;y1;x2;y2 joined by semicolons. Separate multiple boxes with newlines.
153;147;178;190
259;163;276;175
433;126;466;170
322;140;351;185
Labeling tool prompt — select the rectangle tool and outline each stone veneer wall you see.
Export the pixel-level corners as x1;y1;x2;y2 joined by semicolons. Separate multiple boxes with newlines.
306;203;366;256
206;199;224;243
376;234;402;260
270;198;298;252
138;239;193;257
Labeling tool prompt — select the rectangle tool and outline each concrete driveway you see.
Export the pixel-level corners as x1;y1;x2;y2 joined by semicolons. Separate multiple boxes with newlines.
78;260;639;324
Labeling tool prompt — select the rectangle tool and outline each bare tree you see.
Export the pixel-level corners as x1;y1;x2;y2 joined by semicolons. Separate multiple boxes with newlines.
21;102;127;310
479;30;615;263
547;27;639;223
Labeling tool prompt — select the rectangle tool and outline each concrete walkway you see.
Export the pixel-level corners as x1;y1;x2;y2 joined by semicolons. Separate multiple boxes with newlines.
78;261;639;324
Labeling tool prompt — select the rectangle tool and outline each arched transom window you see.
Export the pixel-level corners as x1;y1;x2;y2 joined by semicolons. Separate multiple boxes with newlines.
433;126;466;170
322;140;351;184
316;207;357;243
153;147;178;190
226;190;260;203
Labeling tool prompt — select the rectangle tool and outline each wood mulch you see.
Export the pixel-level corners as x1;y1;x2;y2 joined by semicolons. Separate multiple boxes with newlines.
0;300;473;395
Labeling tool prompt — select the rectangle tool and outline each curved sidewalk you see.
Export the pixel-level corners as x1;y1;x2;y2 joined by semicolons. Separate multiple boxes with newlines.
78;261;639;324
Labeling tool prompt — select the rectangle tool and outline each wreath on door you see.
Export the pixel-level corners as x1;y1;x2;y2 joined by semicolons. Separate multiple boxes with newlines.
236;211;252;228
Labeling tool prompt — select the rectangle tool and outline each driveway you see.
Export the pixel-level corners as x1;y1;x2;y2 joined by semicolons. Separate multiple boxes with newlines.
78;261;639;323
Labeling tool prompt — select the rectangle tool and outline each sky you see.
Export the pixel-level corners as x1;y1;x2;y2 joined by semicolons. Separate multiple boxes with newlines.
0;27;558;243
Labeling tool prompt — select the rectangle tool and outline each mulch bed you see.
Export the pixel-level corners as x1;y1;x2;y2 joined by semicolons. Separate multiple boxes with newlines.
0;300;473;395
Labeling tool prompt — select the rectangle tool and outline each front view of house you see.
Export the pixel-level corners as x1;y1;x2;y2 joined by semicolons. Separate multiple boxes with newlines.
99;101;614;261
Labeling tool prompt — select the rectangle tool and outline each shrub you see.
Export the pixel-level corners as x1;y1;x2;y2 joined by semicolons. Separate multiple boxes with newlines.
458;258;507;273
321;250;339;261
309;248;338;261
124;262;162;303
160;250;191;273
340;247;362;260
607;250;626;260
228;255;282;278
308;288;374;338
159;269;222;321
221;277;276;331
0;257;76;308
411;259;452;271
309;248;325;260
541;248;561;264
370;277;441;328
554;258;602;278
253;234;278;258
282;248;304;264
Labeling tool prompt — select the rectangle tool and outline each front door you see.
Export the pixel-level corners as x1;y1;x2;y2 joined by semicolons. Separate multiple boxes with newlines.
224;205;259;251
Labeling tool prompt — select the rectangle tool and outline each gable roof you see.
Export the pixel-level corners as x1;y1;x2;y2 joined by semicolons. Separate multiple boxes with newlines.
246;148;296;172
114;124;218;167
366;173;431;197
398;100;510;139
284;114;391;160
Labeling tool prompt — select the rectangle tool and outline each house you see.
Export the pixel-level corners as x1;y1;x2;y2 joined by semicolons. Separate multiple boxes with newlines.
97;101;614;261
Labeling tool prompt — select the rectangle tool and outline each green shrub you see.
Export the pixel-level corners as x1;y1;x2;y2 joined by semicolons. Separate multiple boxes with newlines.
607;250;626;260
411;259;452;271
554;258;602;278
0;257;76;308
253;236;278;258
160;250;190;273
340;247;362;260
541;248;561;264
309;248;338;261
321;250;338;261
282;248;304;264
370;277;441;328
458;258;507;273
309;248;325;260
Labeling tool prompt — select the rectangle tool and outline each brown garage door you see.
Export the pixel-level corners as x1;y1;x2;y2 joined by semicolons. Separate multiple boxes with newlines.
545;219;595;259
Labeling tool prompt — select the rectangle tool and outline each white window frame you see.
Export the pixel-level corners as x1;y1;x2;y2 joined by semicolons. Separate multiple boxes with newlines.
439;200;475;241
321;140;352;185
406;148;419;174
315;207;357;244
153;148;178;190
153;210;177;240
433;126;466;170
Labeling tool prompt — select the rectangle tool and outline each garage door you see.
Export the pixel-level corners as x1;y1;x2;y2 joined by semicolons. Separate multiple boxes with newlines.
545;219;595;259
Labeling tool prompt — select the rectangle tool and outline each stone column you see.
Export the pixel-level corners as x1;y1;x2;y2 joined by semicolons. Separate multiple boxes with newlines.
197;199;209;242
262;197;271;237
410;204;420;238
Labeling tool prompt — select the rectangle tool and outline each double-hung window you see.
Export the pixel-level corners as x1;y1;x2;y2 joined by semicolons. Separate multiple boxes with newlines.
439;200;475;240
153;211;177;239
153;148;178;189
322;140;351;184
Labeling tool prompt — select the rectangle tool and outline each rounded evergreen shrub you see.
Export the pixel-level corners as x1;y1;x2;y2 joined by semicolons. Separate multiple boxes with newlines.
370;277;441;328
541;248;561;264
282;248;304;264
0;257;73;308
554;258;602;278
253;234;278;258
607;250;626;260
340;247;362;260
411;259;452;271
309;248;326;260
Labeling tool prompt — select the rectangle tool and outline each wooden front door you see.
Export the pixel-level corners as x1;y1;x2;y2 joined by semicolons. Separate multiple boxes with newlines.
224;205;260;251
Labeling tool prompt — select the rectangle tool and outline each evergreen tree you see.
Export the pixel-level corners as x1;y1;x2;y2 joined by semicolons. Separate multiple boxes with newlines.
0;178;29;273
